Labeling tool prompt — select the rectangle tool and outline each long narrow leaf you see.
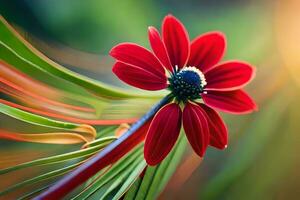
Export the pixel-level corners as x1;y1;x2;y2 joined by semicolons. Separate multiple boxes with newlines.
0;16;162;99
125;134;187;200
71;145;143;200
0;162;82;196
0;137;114;175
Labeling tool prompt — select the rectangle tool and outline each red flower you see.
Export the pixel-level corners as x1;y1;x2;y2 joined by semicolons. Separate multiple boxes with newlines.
110;15;257;165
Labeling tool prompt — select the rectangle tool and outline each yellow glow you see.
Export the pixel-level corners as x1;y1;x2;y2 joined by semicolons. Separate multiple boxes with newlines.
275;0;300;87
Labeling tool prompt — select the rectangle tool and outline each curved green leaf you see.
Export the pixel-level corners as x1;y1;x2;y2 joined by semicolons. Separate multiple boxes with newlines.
0;137;115;175
0;162;81;196
0;102;78;129
72;145;144;200
0;17;162;99
125;134;187;200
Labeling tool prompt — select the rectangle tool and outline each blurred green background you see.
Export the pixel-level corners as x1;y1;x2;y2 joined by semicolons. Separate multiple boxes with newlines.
1;0;300;199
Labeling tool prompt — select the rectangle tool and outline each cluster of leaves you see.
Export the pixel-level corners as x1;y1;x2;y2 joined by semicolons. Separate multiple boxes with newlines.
0;16;186;199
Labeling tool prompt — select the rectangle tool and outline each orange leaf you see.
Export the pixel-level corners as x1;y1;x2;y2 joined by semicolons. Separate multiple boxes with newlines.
0;124;96;144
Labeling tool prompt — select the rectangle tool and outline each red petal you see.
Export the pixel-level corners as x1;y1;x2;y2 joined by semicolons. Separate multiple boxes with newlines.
188;32;226;73
202;90;258;114
110;43;166;78
148;26;173;72
162;15;190;69
144;103;182;165
205;61;255;91
198;103;228;149
183;102;209;157
112;62;167;90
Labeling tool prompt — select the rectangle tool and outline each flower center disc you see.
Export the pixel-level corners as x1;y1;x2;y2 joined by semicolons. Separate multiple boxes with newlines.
169;67;206;102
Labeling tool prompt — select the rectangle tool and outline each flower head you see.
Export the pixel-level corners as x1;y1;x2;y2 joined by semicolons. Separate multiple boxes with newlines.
110;15;257;165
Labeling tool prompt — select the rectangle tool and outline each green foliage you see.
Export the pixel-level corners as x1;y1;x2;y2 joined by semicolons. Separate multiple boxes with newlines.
0;103;78;129
0;137;115;175
0;17;158;99
0;16;187;200
125;134;187;200
0;16;164;121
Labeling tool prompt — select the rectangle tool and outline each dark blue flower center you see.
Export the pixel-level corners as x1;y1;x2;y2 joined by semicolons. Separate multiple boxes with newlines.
169;69;205;102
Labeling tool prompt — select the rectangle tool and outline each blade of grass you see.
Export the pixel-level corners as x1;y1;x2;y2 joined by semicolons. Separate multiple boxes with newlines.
111;160;146;200
71;145;143;200
18;184;50;200
98;155;145;200
0;162;82;196
128;134;187;200
123;177;142;200
0;102;78;129
0;137;114;175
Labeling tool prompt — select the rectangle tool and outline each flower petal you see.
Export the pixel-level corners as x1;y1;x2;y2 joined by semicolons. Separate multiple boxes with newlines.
198;103;228;149
144;103;182;165
162;15;190;69
188;32;226;73
183;102;209;157
112;62;167;90
202;90;258;114
148;26;173;72
205;61;255;91
110;43;166;78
